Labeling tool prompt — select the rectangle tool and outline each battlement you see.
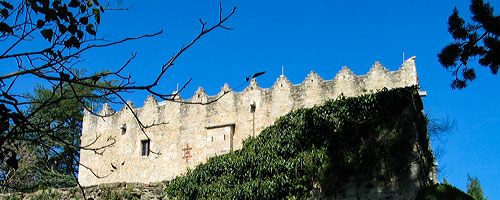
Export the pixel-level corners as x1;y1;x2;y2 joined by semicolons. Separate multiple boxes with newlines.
78;57;420;186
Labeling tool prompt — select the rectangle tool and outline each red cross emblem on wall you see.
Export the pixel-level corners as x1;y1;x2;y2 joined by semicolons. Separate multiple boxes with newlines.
182;143;192;163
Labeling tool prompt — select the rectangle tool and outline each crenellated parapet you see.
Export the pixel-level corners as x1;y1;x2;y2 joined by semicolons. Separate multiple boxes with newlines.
79;57;421;186
87;56;419;119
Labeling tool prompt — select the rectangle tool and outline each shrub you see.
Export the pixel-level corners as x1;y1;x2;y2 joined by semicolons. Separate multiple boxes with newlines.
165;86;433;199
416;184;474;200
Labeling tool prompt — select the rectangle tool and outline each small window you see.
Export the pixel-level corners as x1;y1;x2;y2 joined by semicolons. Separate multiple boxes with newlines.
250;102;256;113
120;124;127;135
141;140;150;156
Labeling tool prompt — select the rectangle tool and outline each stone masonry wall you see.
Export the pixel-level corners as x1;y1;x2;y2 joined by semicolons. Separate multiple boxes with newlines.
0;182;168;200
78;57;420;186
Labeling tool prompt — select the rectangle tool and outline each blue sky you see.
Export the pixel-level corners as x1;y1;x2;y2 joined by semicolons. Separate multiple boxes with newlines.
93;0;499;197
3;0;500;198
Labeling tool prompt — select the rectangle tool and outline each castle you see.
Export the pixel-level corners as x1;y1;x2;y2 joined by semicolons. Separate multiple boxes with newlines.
78;57;422;186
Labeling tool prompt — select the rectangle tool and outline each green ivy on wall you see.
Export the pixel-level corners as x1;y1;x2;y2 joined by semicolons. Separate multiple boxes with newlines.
165;86;434;199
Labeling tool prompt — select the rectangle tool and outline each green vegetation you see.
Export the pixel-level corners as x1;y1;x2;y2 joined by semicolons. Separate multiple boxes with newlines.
31;190;61;200
416;184;474;200
438;0;500;89
165;86;434;199
0;79;108;191
420;175;489;200
0;0;108;189
3;194;22;200
467;174;488;200
0;0;234;191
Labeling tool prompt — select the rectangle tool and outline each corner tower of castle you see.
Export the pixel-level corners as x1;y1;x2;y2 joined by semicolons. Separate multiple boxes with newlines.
78;57;421;186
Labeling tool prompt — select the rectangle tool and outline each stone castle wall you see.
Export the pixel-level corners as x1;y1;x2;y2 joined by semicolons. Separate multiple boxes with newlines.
78;57;420;186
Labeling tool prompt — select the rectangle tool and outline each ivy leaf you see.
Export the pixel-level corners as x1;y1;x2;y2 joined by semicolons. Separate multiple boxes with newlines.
77;30;83;39
93;8;100;24
79;16;88;25
36;20;45;28
41;29;53;42
68;23;77;35
86;24;96;35
64;36;80;49
42;48;56;57
0;22;12;33
68;0;80;8
58;24;67;34
44;9;58;22
0;1;13;10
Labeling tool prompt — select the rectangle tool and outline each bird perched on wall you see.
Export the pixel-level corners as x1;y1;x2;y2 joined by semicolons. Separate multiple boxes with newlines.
246;71;266;82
